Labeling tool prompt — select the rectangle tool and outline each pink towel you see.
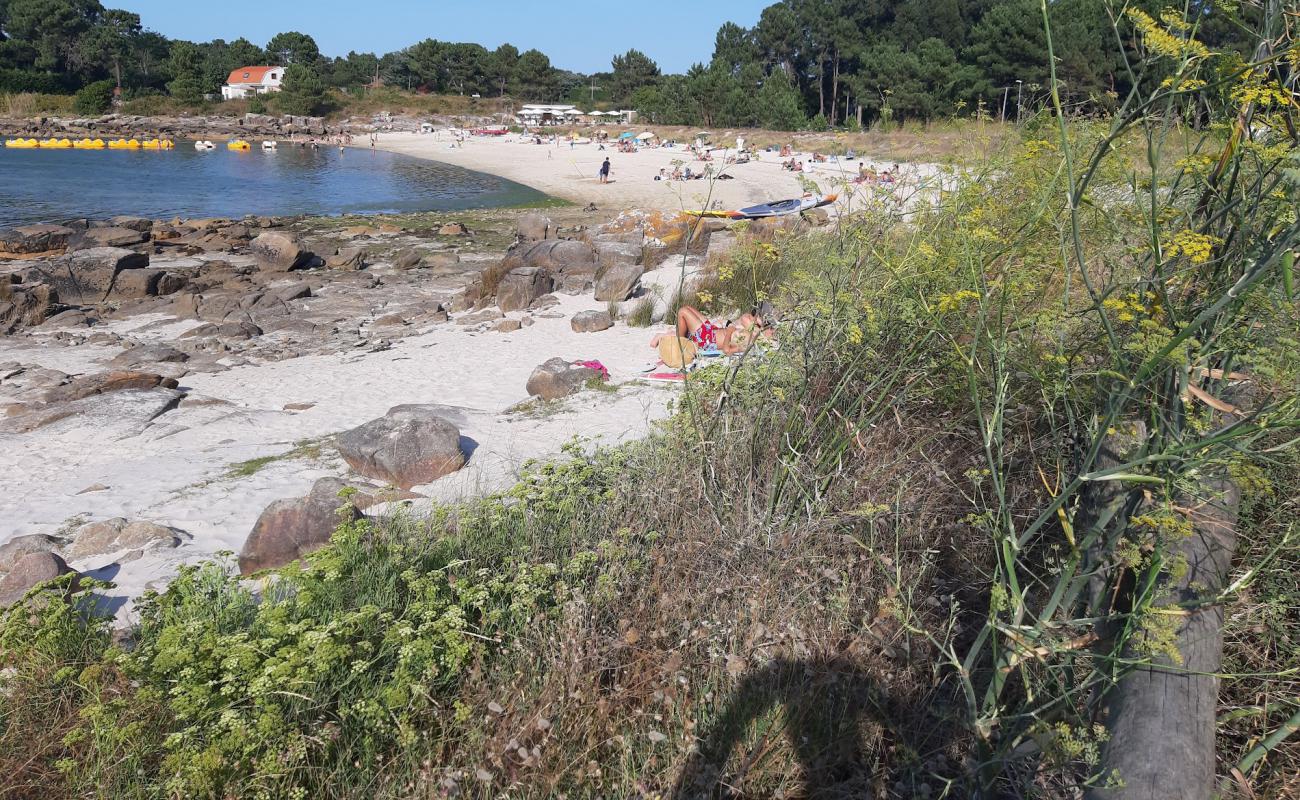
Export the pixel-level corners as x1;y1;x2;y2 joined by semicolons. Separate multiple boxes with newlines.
575;360;609;380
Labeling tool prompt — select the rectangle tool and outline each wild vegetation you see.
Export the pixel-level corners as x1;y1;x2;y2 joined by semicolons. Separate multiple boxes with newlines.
2;5;1298;800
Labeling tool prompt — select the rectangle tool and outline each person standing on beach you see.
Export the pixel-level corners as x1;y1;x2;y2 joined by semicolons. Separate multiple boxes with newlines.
599;158;611;184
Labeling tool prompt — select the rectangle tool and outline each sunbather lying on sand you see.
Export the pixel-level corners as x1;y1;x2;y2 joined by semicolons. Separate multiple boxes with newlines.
650;306;774;356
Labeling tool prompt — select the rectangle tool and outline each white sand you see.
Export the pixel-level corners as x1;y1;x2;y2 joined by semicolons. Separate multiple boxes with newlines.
0;293;677;620
373;131;928;212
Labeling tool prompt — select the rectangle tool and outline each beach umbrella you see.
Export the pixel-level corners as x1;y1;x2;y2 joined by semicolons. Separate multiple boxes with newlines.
618;132;636;139
636;131;656;140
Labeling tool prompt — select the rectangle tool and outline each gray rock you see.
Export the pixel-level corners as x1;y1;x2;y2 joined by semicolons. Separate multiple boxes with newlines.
0;283;56;334
0;534;63;573
393;249;423;270
0;552;75;607
110;215;154;232
424;252;461;272
70;226;148;251
496;319;522;333
238;478;364;574
571;310;613;333
528;294;560;311
23;247;149;305
1;387;184;437
497;267;555;313
517;212;554;242
110;343;188;368
336;405;466;490
438;222;470;236
594;261;644;302
36;370;179;404
327;246;367;271
250;231;315;271
501;240;597;276
526;357;600;401
0;223;76;257
67;518;181;560
595;241;643;270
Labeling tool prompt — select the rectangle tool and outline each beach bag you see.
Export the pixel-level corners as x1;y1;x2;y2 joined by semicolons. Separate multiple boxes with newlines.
657;337;698;369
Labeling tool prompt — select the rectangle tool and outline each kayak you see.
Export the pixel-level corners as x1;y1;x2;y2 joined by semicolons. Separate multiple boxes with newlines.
685;193;837;220
732;193;837;219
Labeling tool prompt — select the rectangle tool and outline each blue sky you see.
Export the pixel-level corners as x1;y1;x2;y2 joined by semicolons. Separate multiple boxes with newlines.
121;0;769;74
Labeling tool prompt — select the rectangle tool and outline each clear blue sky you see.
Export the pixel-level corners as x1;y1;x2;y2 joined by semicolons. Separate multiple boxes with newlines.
120;0;769;74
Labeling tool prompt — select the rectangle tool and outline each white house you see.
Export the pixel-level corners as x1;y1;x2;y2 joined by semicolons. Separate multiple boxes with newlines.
222;66;285;100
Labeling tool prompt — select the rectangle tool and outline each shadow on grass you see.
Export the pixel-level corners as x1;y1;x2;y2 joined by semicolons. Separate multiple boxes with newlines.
671;655;952;799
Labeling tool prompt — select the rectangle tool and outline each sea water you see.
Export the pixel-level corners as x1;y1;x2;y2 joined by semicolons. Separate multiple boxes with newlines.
0;143;547;226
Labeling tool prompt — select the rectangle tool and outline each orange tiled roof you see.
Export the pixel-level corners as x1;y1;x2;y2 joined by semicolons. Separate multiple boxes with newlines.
226;66;281;86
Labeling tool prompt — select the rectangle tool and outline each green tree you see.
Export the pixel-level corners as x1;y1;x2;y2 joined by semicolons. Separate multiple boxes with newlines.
609;48;659;104
72;8;138;87
265;30;318;66
757;70;806;130
487;43;518;96
165;40;205;104
275;62;327;115
1;0;104;74
712;21;758;75
513;48;556;100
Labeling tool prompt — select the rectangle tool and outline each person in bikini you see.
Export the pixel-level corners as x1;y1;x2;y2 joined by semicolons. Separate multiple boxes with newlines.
650;306;774;357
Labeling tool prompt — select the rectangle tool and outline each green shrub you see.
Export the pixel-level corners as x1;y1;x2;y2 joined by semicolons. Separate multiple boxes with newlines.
73;80;115;115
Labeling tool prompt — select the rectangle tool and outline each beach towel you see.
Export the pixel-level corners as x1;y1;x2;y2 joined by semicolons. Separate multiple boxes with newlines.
574;360;609;380
657;337;698;369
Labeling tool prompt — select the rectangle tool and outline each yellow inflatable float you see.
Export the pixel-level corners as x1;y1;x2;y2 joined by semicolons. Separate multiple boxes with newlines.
227;139;251;151
4;138;39;148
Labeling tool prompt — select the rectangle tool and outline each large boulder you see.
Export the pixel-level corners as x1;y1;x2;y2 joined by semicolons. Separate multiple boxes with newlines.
0;282;57;334
110;268;187;299
326;246;367;271
238;478;364;574
1;387;184;437
497;266;554;312
0;552;75;607
70;226;149;251
23;247;149;305
36;371;179;404
109;344;188;368
336;405;466;490
0;224;76;259
0;534;62;574
571;310;613;333
595;241;643;271
526;357;600;401
517;212;554;242
250;231;315;272
594;261;644;302
67;518;181;561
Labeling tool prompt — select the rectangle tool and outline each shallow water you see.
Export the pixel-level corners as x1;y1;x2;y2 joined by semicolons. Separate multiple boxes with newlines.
0;142;547;225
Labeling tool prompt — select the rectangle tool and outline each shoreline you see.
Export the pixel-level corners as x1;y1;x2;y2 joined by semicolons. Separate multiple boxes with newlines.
371;130;912;213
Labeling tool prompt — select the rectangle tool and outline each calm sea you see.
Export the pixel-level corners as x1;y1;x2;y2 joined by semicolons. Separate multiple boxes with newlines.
0;143;547;226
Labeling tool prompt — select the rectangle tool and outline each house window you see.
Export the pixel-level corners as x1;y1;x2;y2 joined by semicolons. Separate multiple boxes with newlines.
271;73;277;80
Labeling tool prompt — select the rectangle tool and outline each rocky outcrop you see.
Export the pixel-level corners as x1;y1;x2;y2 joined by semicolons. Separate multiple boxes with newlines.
497;266;554;312
517;212;555;242
438;222;470;236
571;310;613;333
0;224;76;259
0;552;76;607
67;518;182;561
0;281;57;334
109;344;188;369
326;246;367;271
0;534;63;574
35;371;179;404
526;358;601;401
22;247;149;305
69;226;149;251
594;261;644;302
238;477;364;574
250;231;315;272
1;386;184;436
336;405;466;490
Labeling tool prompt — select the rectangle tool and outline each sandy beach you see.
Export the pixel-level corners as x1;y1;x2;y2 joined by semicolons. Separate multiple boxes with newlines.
373;130;922;212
